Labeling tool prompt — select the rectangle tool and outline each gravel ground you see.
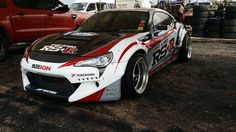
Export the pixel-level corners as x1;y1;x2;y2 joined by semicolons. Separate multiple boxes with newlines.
0;40;236;131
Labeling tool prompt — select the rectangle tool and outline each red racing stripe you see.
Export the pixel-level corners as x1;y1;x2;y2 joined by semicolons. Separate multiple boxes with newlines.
75;88;105;102
58;33;137;68
146;36;164;49
115;42;137;72
26;46;33;64
146;29;175;49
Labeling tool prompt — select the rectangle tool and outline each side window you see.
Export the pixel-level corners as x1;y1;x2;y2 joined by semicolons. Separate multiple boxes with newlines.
0;0;6;8
87;3;95;11
96;3;107;11
38;0;64;11
13;0;38;9
153;12;174;30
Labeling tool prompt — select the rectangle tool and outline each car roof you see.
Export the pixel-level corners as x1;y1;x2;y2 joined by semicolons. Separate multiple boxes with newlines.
100;8;170;14
100;8;174;19
106;8;151;12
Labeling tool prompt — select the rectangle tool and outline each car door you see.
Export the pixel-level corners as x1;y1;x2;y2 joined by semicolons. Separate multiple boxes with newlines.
148;11;177;69
10;0;44;42
39;0;76;35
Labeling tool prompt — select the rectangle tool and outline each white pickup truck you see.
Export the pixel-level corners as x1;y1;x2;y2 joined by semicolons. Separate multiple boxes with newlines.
70;0;115;15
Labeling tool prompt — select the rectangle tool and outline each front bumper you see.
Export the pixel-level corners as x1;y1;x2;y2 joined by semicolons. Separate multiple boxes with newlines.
21;58;122;102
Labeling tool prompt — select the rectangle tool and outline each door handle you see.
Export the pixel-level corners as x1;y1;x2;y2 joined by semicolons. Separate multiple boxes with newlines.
47;13;53;16
17;11;25;16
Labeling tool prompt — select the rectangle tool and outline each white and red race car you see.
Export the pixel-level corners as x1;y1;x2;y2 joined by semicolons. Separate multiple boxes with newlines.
21;8;192;103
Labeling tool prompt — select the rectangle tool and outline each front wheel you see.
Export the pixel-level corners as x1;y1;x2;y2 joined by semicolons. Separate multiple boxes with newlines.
0;34;8;61
121;53;149;98
178;34;192;62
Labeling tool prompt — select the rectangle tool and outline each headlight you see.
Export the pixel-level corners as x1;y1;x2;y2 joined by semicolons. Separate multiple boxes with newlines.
74;52;113;68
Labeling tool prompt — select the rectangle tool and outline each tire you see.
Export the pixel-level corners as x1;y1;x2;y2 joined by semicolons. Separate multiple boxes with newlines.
192;24;205;31
226;6;236;12
224;19;236;26
193;5;209;12
0;34;8;61
223;26;236;32
121;53;149;98
223;32;236;39
193;11;208;17
206;18;222;25
206;25;222;32
190;18;208;25
214;10;224;17
225;13;236;19
185;16;193;25
207;32;221;38
178;34;192;62
192;31;205;37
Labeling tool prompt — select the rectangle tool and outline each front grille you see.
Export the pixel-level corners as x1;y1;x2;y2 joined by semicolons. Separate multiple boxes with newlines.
26;72;80;98
29;51;78;63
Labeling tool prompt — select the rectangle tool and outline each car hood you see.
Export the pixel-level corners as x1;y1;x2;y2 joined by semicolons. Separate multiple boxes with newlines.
29;31;134;63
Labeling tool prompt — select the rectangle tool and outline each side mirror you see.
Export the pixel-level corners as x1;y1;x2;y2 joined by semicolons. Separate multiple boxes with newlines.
138;33;152;41
156;25;168;30
63;4;69;12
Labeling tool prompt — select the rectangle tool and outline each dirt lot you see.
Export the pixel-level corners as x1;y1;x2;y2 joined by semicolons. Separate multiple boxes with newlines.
0;40;236;131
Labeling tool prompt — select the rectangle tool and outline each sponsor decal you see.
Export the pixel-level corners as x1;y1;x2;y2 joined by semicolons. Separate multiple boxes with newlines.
71;73;95;78
152;39;169;66
140;20;146;23
32;64;51;71
36;89;57;95
40;44;78;55
105;87;118;97
138;20;146;31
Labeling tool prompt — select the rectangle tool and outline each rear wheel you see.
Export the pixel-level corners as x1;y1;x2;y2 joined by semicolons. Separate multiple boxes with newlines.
178;34;192;62
122;53;149;98
0;34;8;61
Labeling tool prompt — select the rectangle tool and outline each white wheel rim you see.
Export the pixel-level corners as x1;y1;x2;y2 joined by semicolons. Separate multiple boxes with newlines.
132;58;149;94
186;37;192;59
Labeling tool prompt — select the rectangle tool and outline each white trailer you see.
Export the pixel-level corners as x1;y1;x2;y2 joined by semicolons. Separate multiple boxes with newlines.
116;0;151;9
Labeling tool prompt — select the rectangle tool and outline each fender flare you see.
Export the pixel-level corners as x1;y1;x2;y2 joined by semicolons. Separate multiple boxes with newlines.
113;44;148;77
177;24;189;48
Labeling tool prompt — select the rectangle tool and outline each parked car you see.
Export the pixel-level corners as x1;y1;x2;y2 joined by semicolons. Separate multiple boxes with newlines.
71;0;115;15
0;0;89;61
21;8;192;103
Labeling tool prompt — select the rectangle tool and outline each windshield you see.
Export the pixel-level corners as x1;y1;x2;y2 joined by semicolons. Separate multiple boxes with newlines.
70;2;87;10
78;11;149;33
